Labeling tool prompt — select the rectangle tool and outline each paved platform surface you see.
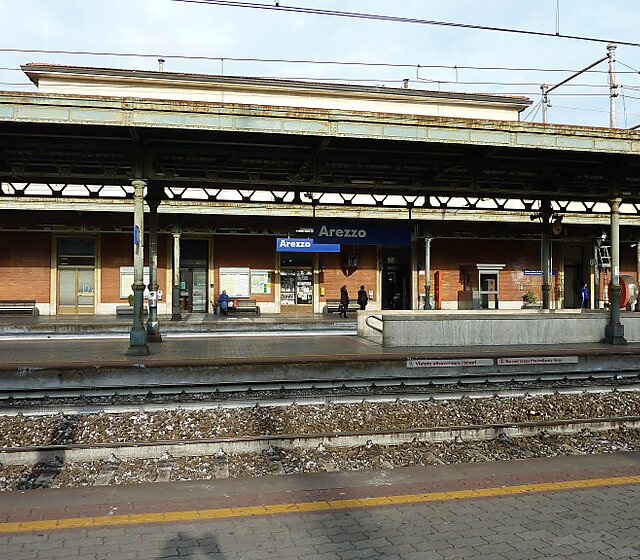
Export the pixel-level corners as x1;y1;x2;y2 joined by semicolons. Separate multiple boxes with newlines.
0;313;354;335
0;453;638;559
2;332;640;370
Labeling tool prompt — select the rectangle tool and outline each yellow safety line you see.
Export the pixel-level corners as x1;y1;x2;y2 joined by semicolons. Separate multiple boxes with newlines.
1;474;639;534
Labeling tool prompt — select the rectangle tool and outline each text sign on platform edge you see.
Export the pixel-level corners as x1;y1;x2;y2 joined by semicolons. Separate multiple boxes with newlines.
497;356;579;366
407;358;493;368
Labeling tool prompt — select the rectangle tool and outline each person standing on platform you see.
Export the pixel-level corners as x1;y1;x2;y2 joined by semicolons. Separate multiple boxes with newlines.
339;285;350;318
580;282;589;308
357;285;368;310
218;290;230;316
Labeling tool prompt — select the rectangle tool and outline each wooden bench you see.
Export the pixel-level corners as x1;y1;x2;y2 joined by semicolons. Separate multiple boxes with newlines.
0;300;39;316
221;299;261;316
116;305;148;316
323;299;361;314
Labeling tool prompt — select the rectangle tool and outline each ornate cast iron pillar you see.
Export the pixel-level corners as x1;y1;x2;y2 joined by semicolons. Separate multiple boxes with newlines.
605;196;626;344
541;201;552;310
146;197;162;342
127;179;149;356
171;224;182;321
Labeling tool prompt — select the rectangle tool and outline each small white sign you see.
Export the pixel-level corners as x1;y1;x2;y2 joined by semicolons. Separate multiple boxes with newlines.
497;356;578;366
407;358;493;368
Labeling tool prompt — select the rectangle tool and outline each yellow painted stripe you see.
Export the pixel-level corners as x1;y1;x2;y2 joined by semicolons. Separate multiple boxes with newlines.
1;474;639;535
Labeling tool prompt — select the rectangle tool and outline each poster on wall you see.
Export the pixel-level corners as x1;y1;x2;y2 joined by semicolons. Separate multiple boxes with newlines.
219;267;250;298
280;270;296;305
251;270;272;294
120;266;150;298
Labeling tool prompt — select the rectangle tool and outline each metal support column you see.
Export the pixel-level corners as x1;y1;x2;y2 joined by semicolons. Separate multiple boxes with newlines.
541;202;552;310
127;179;149;356
171;224;182;321
605;197;626;344
146;198;162;342
424;236;432;310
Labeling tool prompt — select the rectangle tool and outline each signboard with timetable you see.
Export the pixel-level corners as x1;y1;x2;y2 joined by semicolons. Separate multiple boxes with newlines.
219;267;251;298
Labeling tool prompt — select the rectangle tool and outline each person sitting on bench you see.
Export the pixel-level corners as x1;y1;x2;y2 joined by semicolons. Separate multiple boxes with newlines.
218;290;230;316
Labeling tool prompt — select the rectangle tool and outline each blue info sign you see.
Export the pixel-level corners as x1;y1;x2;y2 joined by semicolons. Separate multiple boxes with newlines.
313;222;411;246
276;238;340;253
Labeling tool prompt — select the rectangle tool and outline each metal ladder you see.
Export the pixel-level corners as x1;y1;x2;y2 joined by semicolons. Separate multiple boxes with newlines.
599;245;611;268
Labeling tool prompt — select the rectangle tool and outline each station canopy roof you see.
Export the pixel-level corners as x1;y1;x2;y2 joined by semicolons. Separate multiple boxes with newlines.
0;64;639;207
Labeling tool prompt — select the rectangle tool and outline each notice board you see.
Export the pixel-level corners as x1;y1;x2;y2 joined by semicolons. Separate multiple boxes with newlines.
219;267;250;298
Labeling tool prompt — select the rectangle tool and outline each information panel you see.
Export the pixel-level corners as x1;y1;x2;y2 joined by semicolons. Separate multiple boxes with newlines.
119;266;150;298
251;270;272;294
219;267;250;298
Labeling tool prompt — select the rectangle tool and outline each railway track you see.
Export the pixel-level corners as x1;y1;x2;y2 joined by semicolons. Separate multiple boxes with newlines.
1;391;638;490
2;380;640;416
2;416;640;465
2;370;639;407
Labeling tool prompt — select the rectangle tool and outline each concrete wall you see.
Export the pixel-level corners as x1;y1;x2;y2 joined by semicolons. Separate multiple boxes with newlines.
358;309;640;347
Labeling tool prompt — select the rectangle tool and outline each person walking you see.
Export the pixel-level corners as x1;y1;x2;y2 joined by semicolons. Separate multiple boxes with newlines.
218;289;230;316
580;282;589;309
357;285;368;310
339;285;350;318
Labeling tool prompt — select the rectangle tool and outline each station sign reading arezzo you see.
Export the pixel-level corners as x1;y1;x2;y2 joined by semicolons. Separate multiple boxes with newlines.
313;222;411;246
276;238;340;252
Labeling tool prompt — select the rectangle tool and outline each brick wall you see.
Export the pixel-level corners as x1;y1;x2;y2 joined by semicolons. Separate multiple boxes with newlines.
100;233;167;303
319;246;377;302
214;236;275;302
421;238;547;305
0;232;51;302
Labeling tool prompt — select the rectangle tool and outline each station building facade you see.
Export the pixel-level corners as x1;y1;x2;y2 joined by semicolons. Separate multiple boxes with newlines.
2;205;637;316
1;64;638;316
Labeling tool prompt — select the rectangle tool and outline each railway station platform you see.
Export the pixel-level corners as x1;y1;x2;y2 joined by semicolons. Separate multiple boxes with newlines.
1;309;640;392
0;312;355;336
0;452;638;559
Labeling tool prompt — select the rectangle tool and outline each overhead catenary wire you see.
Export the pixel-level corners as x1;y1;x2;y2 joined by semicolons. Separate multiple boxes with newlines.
0;47;639;75
170;0;640;49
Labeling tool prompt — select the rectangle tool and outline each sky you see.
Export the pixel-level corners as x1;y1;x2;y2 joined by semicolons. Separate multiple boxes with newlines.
2;0;640;128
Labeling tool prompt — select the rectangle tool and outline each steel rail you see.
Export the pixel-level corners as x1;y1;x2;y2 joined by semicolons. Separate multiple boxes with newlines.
1;416;639;466
2;381;640;417
1;371;638;404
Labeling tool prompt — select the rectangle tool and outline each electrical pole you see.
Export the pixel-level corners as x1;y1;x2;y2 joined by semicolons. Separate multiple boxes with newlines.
608;44;617;128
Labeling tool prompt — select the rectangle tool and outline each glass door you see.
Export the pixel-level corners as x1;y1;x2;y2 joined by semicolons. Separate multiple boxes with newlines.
191;268;207;312
479;272;499;309
179;267;208;312
57;238;96;314
280;269;313;313
280;270;296;307
296;270;313;306
58;268;95;314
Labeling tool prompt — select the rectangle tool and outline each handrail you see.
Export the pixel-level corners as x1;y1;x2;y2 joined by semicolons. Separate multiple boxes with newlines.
365;314;384;334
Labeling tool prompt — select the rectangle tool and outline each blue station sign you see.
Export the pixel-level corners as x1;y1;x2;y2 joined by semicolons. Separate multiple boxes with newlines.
313;222;411;246
276;238;340;253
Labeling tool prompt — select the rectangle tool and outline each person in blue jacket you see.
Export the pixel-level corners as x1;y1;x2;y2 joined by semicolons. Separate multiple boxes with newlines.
218;290;230;315
580;282;589;308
